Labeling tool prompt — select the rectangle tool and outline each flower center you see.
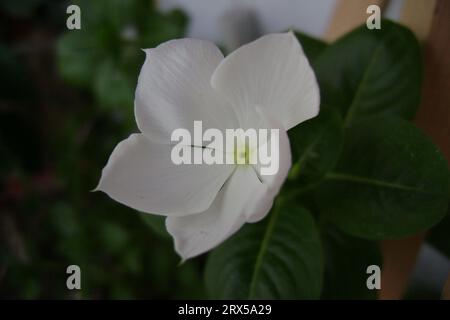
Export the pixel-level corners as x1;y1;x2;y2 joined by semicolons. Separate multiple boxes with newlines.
234;142;252;165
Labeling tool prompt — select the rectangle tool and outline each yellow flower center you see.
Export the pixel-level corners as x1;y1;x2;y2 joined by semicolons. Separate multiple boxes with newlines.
234;142;252;165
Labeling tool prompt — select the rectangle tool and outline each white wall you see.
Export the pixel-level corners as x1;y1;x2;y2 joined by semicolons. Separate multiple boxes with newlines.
159;0;336;43
159;0;404;45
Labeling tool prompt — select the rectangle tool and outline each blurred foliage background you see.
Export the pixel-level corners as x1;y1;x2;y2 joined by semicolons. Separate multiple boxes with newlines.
1;0;449;300
0;0;207;299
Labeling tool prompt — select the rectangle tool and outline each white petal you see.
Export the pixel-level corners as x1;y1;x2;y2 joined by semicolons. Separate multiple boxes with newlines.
96;134;234;216
166;166;273;260
211;32;320;130
248;106;292;222
135;38;238;144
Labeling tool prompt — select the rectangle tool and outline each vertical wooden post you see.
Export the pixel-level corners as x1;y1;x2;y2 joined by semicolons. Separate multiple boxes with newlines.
325;0;450;300
381;0;450;299
414;0;450;163
400;0;436;42
443;273;450;299
325;0;388;42
379;235;424;299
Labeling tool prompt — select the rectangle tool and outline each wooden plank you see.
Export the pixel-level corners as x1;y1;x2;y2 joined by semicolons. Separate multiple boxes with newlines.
326;0;450;300
379;235;424;299
381;0;450;300
400;0;436;42
325;0;388;42
414;0;450;163
443;273;450;299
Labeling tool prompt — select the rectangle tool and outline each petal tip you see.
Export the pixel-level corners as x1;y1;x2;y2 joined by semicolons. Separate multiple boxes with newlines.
90;177;104;193
91;180;104;193
177;258;187;266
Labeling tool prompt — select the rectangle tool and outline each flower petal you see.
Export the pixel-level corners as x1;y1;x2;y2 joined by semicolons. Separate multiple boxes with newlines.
166;166;271;260
135;38;238;144
247;106;292;223
96;134;234;216
211;32;320;130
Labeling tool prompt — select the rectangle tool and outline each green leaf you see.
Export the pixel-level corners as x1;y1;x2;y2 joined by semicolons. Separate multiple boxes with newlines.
321;225;382;299
139;9;188;48
205;201;323;299
57;0;188;90
99;221;129;254
57;32;99;87
94;59;134;111
288;106;343;186
294;31;327;63
314;20;422;125
140;213;170;239
427;207;450;259
316;116;450;239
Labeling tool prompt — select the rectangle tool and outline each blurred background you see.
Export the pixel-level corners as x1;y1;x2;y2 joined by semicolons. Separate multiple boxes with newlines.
0;0;448;299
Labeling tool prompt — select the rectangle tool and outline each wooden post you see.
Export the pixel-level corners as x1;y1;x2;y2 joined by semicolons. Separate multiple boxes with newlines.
443;273;450;300
381;0;450;299
325;0;450;299
325;0;388;42
379;235;424;299
413;0;450;163
400;0;436;42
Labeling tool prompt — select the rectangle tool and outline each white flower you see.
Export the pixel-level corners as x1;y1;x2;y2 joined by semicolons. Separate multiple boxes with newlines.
96;32;320;261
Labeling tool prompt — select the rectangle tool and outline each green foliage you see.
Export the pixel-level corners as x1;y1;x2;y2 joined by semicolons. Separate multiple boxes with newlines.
140;213;170;239
321;225;382;299
57;0;187;123
317;116;450;239
294;31;327;63
314;20;422;125
288;106;343;188
3;7;448;300
93;59;135;112
205;201;323;299
205;20;449;299
1;0;196;299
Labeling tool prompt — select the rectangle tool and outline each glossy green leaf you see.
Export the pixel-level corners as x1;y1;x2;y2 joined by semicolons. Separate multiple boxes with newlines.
205;202;323;299
321;225;382;299
314;20;421;125
288;106;343;187
294;31;327;63
317;116;450;239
